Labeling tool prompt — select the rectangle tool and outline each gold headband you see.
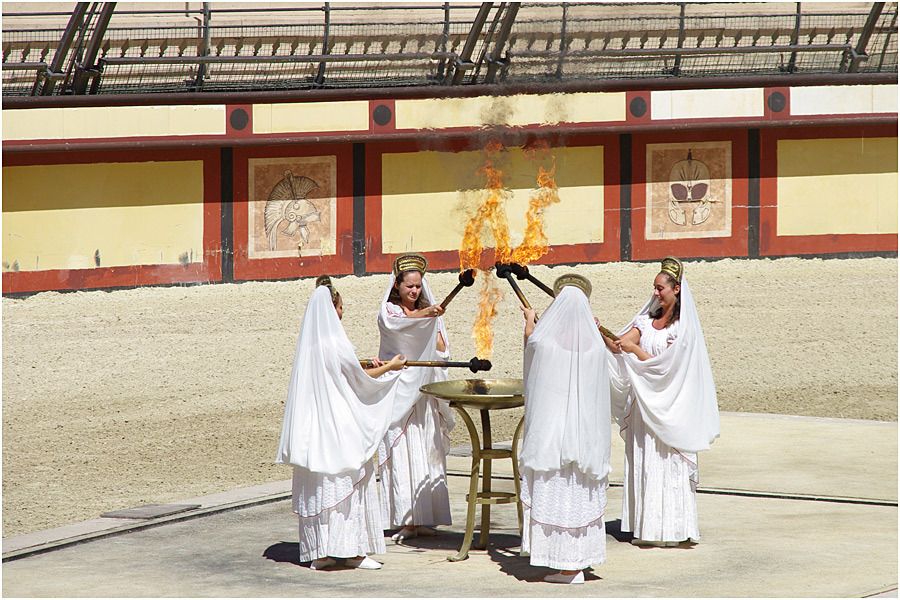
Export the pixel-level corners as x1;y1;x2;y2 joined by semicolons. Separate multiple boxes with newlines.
315;274;340;302
393;253;427;277
660;256;683;282
553;273;592;298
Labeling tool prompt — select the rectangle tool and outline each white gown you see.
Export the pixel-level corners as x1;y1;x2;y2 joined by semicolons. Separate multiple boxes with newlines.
293;461;385;562
377;281;454;529
275;286;409;563
620;314;700;542
519;286;611;571
521;465;608;570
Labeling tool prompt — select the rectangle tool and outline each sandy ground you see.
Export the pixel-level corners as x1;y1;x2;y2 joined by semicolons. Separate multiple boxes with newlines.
2;256;897;537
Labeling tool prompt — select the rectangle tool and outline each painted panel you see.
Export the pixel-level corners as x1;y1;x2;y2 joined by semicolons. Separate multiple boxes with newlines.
2;106;226;141
791;84;898;115
651;88;764;120
252;101;369;134
231;144;354;282
776;137;898;236
246;156;338;259
2;161;204;272
630;129;749;261
394;92;626;130
380;145;605;254
645;141;732;240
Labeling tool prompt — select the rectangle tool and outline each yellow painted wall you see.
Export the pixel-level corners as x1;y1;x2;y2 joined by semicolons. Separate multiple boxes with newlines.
776;137;898;236
253;101;370;134
395;93;625;130
2;105;225;141
3;161;205;272
381;146;605;254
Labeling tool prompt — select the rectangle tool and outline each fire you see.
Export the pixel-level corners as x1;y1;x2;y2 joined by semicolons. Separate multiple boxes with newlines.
511;142;559;265
459;140;513;270
458;139;559;357
472;271;503;358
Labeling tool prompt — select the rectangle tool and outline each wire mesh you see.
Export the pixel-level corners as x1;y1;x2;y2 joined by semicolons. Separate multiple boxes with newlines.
2;2;896;95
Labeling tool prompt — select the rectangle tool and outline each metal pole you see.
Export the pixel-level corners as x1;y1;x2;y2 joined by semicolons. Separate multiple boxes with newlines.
470;2;504;83
37;1;89;95
672;2;686;76
450;2;492;85
73;1;116;94
785;2;801;73
436;1;451;79
315;2;331;87
555;2;568;80
194;2;211;89
848;2;886;72
484;1;519;83
61;2;98;93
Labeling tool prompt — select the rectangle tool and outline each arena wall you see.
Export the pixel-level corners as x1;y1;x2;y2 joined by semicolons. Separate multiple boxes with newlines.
2;81;897;294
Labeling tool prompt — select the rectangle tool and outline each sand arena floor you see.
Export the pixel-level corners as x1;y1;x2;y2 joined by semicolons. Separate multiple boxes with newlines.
2;256;897;536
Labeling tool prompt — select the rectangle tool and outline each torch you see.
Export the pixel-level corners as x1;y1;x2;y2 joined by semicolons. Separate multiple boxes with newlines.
508;262;555;298
494;262;533;310
597;324;620;342
438;269;477;310
360;356;492;373
502;262;620;340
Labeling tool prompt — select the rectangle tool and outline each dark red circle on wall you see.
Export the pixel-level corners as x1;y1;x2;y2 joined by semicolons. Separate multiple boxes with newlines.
373;104;392;126
230;108;250;130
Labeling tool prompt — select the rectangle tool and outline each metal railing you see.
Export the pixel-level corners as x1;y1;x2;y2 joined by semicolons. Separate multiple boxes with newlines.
2;2;896;96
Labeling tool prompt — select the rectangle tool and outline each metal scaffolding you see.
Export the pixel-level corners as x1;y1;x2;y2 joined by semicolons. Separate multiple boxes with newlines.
2;2;897;96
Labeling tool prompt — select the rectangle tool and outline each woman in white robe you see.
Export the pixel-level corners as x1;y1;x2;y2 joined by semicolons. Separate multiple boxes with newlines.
603;257;719;547
520;274;611;585
376;253;455;543
276;277;407;570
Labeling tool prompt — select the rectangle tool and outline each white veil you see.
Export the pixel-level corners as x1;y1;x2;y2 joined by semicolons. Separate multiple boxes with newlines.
275;286;404;475
376;272;455;460
520;286;612;480
607;277;720;453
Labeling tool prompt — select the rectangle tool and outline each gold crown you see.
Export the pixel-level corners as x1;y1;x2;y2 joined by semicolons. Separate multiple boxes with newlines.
393;253;427;277
660;256;683;282
553;273;592;298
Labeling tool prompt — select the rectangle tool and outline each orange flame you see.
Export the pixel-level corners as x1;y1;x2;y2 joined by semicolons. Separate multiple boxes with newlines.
510;143;560;265
459;140;513;269
459;140;515;357
472;270;503;358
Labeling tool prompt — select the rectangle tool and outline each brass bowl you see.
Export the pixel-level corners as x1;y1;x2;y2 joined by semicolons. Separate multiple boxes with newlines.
420;378;524;409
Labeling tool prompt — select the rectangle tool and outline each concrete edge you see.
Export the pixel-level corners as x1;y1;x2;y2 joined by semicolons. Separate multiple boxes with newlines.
718;410;898;427
2;479;292;561
862;584;899;598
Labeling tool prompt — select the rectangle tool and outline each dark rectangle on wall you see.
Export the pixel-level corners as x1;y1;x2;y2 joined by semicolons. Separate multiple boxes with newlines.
619;133;632;262
747;129;760;258
352;142;366;276
220;147;234;283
